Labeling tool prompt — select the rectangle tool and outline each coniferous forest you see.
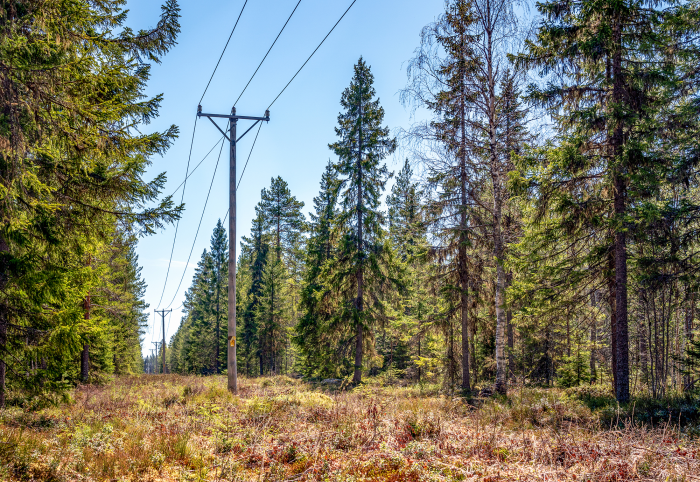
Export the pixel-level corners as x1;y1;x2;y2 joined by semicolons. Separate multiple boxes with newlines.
4;0;700;480
169;3;700;403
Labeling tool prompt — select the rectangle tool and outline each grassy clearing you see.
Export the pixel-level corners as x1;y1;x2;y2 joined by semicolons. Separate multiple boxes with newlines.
1;376;699;481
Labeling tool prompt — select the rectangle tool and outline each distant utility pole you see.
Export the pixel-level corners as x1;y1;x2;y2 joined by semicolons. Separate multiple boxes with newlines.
149;348;157;374
151;342;162;373
197;105;270;394
154;309;171;374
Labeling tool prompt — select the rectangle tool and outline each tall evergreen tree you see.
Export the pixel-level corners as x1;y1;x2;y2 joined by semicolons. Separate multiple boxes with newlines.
255;250;288;374
328;58;399;384
239;212;269;375
386;160;432;382
208;221;228;374
259;177;306;261
169;223;228;375
0;0;182;405
402;0;482;393
515;0;700;402
295;162;340;377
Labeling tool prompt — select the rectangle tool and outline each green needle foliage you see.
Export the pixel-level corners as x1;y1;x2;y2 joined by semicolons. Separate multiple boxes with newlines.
513;0;700;402
295;162;340;378
327;58;401;385
0;0;182;405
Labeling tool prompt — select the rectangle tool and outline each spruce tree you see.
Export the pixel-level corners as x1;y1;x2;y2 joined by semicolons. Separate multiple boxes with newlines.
208;221;228;374
295;162;340;377
0;0;182;404
239;212;269;375
401;0;481;392
387;160;423;261
328;58;399;384
255;250;288;374
515;0;700;402
386;160;432;382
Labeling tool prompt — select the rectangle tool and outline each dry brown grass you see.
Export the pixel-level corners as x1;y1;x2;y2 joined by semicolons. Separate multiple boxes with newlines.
0;375;698;481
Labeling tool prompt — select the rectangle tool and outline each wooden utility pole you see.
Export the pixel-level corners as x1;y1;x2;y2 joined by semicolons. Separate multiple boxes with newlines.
151;341;162;373
197;105;270;394
154;309;171;374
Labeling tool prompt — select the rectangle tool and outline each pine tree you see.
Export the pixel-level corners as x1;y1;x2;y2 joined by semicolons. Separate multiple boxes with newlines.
259;177;306;261
328;58;399;384
255;177;304;373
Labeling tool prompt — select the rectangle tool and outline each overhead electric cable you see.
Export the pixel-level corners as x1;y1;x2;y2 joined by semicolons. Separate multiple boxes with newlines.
148;312;155;354
156;115;199;309
165;311;172;347
200;0;249;104
222;121;265;225
169;135;226;197
155;0;249;314
268;0;358;109
234;0;302;106
165;133;228;309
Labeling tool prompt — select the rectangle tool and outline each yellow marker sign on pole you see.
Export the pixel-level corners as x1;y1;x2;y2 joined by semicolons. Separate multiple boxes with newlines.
228;336;236;347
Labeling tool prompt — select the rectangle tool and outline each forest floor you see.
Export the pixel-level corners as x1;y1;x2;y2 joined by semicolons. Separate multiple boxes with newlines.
1;375;699;481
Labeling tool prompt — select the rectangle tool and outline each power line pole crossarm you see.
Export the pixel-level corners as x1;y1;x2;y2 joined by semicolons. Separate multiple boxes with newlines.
197;105;270;395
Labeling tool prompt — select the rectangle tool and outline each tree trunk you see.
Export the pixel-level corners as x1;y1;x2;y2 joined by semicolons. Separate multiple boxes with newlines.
610;9;630;403
81;293;90;383
607;249;617;392
684;293;695;390
0;317;6;408
494;243;507;394
353;74;365;386
461;291;471;393
81;344;89;383
459;82;471;394
486;25;506;396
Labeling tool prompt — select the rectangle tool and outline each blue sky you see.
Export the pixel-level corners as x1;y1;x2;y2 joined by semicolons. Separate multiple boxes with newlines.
129;0;445;352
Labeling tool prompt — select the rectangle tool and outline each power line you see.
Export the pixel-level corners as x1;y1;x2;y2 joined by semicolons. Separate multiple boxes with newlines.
222;121;265;225
154;0;248;316
268;0;358;109
164;132;228;309
199;0;249;105
168;135;226;197
156;115;199;309
234;0;302;107
237;121;264;191
165;310;172;345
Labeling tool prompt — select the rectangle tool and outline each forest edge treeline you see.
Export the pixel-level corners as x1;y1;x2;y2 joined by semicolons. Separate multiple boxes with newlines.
3;0;700;407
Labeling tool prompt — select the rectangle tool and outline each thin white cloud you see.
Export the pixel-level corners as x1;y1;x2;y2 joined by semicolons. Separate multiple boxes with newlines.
146;258;198;270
